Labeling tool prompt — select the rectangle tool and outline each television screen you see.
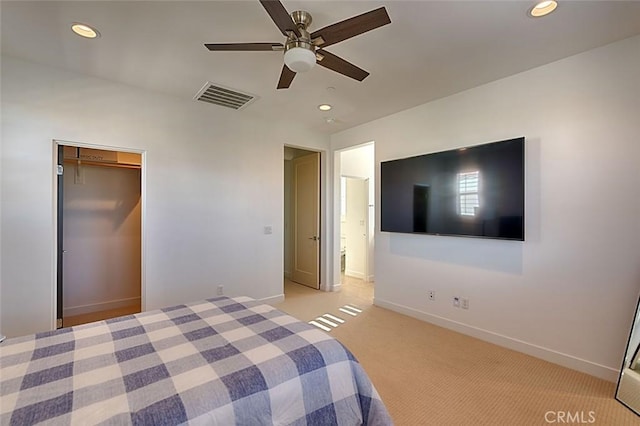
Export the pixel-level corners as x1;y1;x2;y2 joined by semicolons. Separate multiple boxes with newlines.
380;137;524;240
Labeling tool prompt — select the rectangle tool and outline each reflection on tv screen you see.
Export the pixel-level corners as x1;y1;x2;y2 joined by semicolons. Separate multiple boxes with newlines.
380;137;524;241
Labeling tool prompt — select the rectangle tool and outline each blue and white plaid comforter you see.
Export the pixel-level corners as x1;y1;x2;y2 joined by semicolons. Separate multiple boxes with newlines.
0;296;391;425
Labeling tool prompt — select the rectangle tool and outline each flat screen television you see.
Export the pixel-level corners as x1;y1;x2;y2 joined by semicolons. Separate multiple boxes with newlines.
380;137;525;240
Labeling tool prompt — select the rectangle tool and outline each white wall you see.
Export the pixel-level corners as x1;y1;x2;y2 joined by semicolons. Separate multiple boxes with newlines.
331;35;640;381
0;56;328;337
341;144;374;180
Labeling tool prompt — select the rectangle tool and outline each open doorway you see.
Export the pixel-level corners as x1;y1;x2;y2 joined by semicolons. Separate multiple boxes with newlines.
284;146;321;294
56;143;143;327
338;143;375;291
276;144;375;327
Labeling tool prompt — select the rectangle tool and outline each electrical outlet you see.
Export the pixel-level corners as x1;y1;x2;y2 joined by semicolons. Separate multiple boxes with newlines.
217;285;224;296
461;298;469;309
453;297;460;308
428;290;435;301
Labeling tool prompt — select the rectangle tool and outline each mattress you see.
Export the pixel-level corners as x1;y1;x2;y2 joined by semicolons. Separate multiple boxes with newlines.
0;296;392;425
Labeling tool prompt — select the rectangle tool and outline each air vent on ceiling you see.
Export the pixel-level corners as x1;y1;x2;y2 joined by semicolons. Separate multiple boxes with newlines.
194;82;258;110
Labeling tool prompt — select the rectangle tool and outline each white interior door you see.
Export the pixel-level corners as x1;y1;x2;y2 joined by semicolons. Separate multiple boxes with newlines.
292;152;320;289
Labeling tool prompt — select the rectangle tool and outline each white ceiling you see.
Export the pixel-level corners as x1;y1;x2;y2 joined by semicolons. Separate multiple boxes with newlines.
2;1;640;134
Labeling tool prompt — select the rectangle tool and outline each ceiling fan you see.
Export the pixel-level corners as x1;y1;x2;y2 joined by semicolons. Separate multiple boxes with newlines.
205;0;391;89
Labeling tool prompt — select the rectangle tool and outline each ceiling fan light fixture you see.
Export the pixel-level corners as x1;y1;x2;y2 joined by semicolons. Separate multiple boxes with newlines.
284;47;316;73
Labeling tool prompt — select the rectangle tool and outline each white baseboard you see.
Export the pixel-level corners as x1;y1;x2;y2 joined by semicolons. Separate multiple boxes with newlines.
64;296;141;317
345;270;365;280
345;271;374;283
373;297;619;382
260;294;285;305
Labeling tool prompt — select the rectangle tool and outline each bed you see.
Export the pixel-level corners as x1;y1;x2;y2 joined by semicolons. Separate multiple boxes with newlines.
0;296;391;425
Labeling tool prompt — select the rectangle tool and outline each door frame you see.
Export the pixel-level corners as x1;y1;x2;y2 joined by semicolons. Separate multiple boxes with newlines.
52;139;146;329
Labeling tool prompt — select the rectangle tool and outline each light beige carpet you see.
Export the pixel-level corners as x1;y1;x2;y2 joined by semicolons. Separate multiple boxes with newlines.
276;279;639;426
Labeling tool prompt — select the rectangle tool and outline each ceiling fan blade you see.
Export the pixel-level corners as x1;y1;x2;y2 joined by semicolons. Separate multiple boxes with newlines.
316;50;369;82
259;0;301;38
277;65;296;89
310;7;391;48
205;42;283;51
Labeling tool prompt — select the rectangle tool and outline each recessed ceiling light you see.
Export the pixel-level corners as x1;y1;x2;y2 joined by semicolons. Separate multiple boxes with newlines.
530;1;558;17
318;104;332;111
71;23;100;39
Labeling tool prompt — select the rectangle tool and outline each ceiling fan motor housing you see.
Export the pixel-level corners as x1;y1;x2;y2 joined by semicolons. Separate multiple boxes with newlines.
284;10;316;72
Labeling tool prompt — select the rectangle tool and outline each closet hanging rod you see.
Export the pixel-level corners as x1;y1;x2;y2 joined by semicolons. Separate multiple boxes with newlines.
63;158;141;170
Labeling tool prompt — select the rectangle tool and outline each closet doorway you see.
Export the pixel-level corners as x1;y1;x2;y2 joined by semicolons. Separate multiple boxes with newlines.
56;144;143;327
